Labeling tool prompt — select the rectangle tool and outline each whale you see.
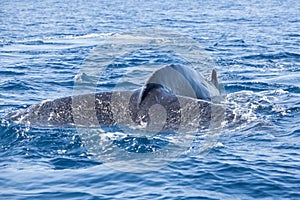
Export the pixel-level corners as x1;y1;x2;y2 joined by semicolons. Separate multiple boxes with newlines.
7;65;232;132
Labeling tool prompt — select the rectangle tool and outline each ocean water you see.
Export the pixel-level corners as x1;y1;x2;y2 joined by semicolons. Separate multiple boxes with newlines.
1;0;300;199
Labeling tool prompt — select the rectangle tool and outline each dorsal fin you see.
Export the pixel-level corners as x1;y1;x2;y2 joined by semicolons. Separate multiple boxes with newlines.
211;69;219;88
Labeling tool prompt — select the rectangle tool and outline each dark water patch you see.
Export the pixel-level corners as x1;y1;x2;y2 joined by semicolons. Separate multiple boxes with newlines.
45;62;77;71
273;142;300;151
2;50;53;55
18;192;96;200
50;157;100;170
6;65;30;70
241;52;300;61
1;79;34;91
44;80;75;88
0;70;25;76
225;82;274;93
285;33;300;38
17;40;74;46
225;81;300;94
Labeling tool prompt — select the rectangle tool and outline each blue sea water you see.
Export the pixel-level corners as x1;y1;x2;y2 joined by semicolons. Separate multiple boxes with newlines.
1;0;300;199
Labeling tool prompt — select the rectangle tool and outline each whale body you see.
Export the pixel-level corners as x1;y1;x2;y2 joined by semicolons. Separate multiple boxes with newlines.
7;65;231;131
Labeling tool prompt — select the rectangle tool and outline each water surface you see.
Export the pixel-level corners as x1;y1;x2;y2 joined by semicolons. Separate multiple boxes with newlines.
1;0;300;199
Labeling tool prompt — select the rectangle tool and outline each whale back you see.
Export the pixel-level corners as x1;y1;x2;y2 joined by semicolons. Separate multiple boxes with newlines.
138;64;221;104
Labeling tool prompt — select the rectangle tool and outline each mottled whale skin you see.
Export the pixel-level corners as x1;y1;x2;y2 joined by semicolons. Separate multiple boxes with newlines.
7;65;233;131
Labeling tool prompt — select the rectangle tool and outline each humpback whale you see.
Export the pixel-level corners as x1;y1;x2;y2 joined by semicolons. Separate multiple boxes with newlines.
7;65;231;131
